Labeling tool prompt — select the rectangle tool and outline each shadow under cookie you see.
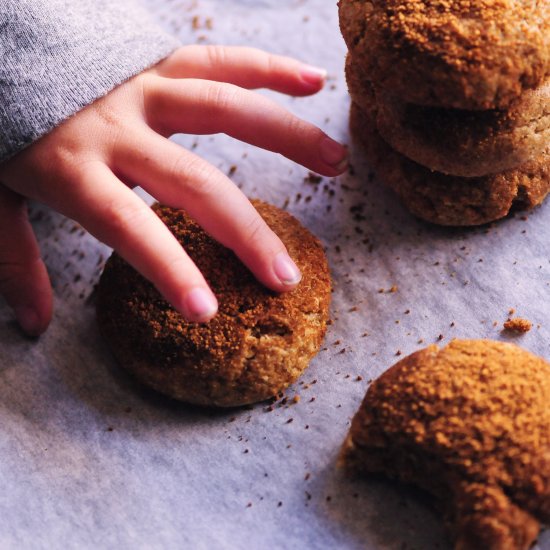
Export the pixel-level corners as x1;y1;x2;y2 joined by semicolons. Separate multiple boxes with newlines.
349;102;550;226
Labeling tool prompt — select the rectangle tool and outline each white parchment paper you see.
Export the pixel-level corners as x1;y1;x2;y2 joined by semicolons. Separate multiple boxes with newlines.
0;1;548;548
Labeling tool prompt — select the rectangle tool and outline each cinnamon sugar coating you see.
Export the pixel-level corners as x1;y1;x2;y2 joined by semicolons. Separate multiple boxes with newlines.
339;0;550;110
350;101;550;226
97;200;331;407
340;339;550;550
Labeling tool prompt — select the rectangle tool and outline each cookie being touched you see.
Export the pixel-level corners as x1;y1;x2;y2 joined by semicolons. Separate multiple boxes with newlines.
350;101;550;226
340;340;550;550
339;0;550;110
97;200;331;407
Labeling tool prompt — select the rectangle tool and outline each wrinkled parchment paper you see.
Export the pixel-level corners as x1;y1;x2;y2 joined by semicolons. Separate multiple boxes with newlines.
0;1;548;548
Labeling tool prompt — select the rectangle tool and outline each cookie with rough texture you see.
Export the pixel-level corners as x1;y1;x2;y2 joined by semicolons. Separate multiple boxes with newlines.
350;101;550;226
340;339;550;550
339;0;550;110
346;56;550;177
97;200;331;407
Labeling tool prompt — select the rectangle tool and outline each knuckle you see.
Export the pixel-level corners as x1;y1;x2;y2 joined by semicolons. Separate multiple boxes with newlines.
101;197;150;237
176;156;222;198
92;96;125;130
205;44;228;68
137;72;160;110
283;114;308;137
44;136;82;173
241;214;272;250
206;82;242;114
265;52;282;75
133;72;153;103
161;254;195;284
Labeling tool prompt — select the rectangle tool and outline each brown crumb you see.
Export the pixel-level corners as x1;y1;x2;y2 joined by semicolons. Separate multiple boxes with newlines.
304;172;323;185
503;318;532;333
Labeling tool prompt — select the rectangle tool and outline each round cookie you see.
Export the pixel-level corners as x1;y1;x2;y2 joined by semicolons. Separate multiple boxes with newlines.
339;339;550;550
97;200;331;407
346;56;550;177
345;54;378;120
350;101;550;226
339;0;550;110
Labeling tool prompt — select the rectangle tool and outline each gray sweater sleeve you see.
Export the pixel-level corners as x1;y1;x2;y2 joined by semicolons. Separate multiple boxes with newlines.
0;0;180;163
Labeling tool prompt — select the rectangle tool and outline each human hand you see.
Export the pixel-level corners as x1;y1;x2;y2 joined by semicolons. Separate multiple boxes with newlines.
0;45;347;336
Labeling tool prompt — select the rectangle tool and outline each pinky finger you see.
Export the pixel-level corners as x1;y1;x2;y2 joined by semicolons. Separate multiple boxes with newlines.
62;163;218;322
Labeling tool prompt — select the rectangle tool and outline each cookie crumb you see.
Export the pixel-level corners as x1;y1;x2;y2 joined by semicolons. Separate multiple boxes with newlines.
503;318;532;333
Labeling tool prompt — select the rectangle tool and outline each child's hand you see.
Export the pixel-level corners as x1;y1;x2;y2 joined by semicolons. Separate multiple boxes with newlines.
0;45;348;336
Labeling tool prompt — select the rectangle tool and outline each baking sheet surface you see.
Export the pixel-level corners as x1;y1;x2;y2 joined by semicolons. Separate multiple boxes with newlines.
1;1;549;548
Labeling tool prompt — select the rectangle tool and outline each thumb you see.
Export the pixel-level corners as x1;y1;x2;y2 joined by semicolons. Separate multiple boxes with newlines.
0;184;52;336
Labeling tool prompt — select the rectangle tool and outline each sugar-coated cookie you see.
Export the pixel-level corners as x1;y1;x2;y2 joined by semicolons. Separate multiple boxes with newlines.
97;200;331;407
339;0;550;110
340;339;550;550
350;102;550;226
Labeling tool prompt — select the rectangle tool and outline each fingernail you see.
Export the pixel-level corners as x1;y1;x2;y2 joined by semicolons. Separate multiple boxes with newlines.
300;64;327;86
184;288;218;322
320;137;348;172
14;305;41;336
273;252;302;287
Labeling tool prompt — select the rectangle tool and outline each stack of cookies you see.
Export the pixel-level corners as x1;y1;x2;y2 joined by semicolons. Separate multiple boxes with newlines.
339;0;550;226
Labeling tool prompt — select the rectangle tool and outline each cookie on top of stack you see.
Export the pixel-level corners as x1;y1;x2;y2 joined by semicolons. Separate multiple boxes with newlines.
339;0;550;226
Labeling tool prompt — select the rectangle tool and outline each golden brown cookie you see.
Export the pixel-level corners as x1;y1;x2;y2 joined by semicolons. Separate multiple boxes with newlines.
339;0;550;110
97;200;331;407
350;102;550;226
346;56;550;177
339;339;550;550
